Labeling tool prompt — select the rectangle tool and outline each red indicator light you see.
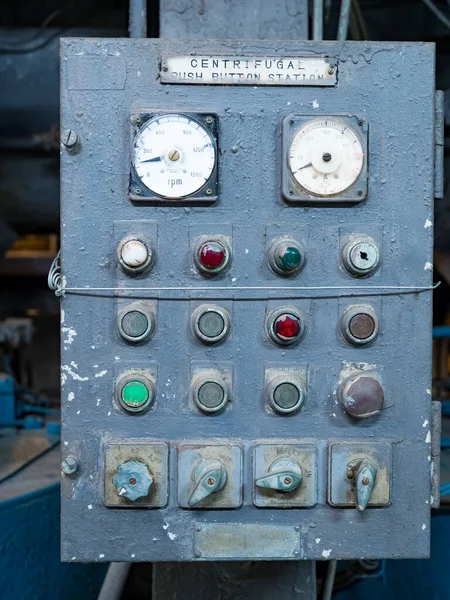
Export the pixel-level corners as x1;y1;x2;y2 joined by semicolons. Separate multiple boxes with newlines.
199;242;226;270
274;314;301;339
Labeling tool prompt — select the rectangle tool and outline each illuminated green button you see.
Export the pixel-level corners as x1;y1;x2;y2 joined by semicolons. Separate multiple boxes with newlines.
276;245;302;271
121;381;149;409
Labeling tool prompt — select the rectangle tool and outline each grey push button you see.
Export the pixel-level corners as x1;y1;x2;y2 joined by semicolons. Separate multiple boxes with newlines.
191;304;231;344
266;376;305;415
192;374;230;414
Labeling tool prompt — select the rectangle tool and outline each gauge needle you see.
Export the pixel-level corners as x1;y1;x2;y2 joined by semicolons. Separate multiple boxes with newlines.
140;156;163;163
293;161;312;173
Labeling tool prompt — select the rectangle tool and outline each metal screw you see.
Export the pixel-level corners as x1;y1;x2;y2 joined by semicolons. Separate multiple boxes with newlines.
168;149;180;161
294;526;300;532
357;189;363;196
346;469;354;479
358;120;363;126
135;117;142;124
205;188;213;196
196;526;202;532
362;477;370;486
328;67;335;75
289;119;295;125
206;116;214;125
61;456;78;475
61;129;78;149
284;477;292;485
293;550;299;557
135;188;142;195
231;146;239;154
194;551;202;558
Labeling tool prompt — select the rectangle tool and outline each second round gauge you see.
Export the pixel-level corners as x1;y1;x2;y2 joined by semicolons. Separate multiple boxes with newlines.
288;118;365;197
133;114;217;199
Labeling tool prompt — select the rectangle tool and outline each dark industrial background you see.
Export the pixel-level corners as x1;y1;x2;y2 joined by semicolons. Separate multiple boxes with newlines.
1;0;450;598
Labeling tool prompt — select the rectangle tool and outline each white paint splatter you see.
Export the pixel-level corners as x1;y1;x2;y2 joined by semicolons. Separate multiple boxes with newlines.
99;554;105;559
245;248;249;254
76;410;81;415
115;356;120;361
426;389;432;396
70;361;78;369
424;262;433;271
62;327;77;345
322;549;332;558
231;277;237;282
68;392;75;402
426;431;431;443
312;99;320;109
131;554;135;558
431;495;435;504
89;475;93;480
62;364;89;382
96;399;101;406
107;411;111;416
152;537;160;541
332;413;336;418
93;364;98;368
425;500;429;504
61;310;65;324
95;370;107;378
423;420;429;428
64;441;68;446
71;557;76;561
286;101;291;105
315;538;321;544
167;532;177;541
422;524;426;530
163;522;169;530
88;504;93;510
424;219;432;229
91;345;96;349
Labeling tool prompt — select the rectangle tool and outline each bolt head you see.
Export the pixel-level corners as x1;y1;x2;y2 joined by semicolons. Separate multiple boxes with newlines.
61;455;78;475
61;129;78;149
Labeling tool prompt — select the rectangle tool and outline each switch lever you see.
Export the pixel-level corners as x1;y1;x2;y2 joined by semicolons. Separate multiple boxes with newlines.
255;458;303;493
188;460;227;507
346;459;377;512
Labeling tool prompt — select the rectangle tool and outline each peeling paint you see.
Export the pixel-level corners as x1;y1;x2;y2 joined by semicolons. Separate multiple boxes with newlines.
315;538;321;544
312;99;319;108
424;219;432;228
424;262;433;271
62;364;89;382
426;431;431;443
167;532;177;541
95;370;108;378
422;524;426;530
99;554;105;559
88;504;93;510
62;326;77;345
422;420;429;428
322;549;332;558
163;522;169;530
68;392;74;402
131;553;136;558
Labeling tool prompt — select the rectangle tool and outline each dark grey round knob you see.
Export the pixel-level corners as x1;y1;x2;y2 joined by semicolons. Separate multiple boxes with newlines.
340;374;384;419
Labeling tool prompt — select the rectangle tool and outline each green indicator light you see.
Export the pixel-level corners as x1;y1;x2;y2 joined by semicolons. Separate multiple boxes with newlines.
121;381;149;408
278;246;301;271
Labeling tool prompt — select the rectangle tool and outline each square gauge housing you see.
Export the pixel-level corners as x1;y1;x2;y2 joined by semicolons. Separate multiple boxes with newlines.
281;115;368;205
129;112;219;204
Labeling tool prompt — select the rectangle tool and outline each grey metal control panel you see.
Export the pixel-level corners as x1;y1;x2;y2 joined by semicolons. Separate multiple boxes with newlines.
60;39;440;562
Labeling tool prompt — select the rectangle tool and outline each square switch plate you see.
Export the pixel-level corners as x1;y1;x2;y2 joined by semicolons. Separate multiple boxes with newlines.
253;443;317;508
104;442;169;508
178;443;242;509
328;441;392;508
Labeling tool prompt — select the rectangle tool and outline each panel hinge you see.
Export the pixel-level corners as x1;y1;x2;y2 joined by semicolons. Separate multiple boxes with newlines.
435;90;444;199
431;400;442;508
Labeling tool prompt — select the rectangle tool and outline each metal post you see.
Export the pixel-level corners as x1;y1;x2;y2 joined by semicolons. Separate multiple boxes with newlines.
129;0;147;38
313;0;324;40
337;0;352;40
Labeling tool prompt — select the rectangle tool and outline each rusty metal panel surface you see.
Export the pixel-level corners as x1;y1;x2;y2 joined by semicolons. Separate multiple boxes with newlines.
60;38;435;562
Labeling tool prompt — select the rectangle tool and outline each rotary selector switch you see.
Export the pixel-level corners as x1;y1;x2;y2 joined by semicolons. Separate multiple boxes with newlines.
346;458;377;512
340;373;384;419
118;236;154;275
112;460;153;501
255;458;303;492
188;460;227;507
267;237;306;277
342;236;380;277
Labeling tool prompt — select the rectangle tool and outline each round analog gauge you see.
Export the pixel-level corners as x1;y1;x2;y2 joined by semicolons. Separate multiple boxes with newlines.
133;114;216;199
288;119;364;197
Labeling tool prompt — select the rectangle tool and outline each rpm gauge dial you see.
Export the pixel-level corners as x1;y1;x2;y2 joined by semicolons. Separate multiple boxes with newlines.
132;114;217;199
288;118;365;197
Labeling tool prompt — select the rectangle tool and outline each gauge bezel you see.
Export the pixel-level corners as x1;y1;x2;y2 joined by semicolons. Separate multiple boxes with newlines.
129;112;219;204
281;114;368;205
